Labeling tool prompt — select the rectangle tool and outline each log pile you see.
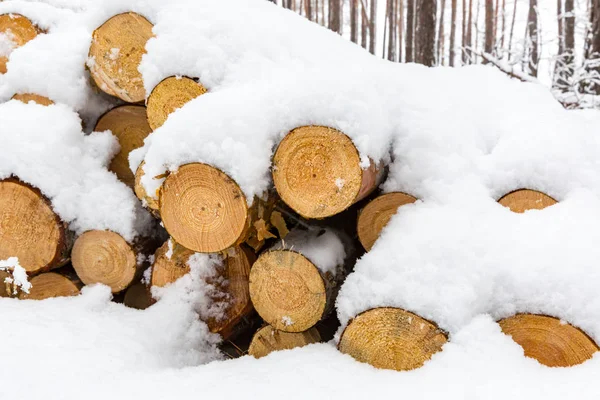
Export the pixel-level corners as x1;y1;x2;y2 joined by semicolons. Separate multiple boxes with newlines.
0;10;596;373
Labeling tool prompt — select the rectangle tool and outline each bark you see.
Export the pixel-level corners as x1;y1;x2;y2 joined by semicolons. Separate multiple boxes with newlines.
415;0;437;66
351;0;358;43
387;0;397;61
507;0;518;59
500;0;506;49
406;0;415;61
450;0;458;66
466;0;473;63
438;0;447;65
306;0;313;20
361;0;368;49
462;0;468;63
329;0;341;33
526;0;539;77
398;0;404;61
370;0;377;54
483;0;495;62
588;0;600;94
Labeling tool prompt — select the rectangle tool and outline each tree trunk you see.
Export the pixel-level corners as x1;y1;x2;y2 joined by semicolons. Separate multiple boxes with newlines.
462;0;468;63
500;0;506;50
507;0;518;60
483;0;495;61
387;0;397;61
499;314;599;367
587;0;600;94
564;0;575;79
526;0;539;76
339;307;448;371
0;179;72;275
71;230;159;293
146;76;208;131
95;105;152;188
438;0;447;65
450;0;458;66
351;0;358;42
369;0;377;54
249;228;347;332
357;192;417;251
272;126;382;219
465;0;473;63
361;0;368;49
248;325;321;358
306;0;313;20
415;0;437;66
329;0;341;33
88;12;153;103
398;0;404;61
406;0;415;61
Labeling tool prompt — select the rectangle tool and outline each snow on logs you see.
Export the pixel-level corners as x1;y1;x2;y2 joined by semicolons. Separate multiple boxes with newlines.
159;163;275;253
498;189;557;213
134;161;160;216
499;314;598;367
151;239;254;339
249;229;346;332
0;179;71;275
12;93;54;106
357;192;417;251
146;76;208;130
338;307;448;371
71;230;156;293
0;14;39;74
95;105;152;187
272;126;381;219
248;325;321;359
88;12;153;102
18;272;81;300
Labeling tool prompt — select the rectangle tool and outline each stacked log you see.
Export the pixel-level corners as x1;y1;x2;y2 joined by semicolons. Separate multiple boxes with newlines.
19;272;81;300
12;93;54;106
498;189;557;212
272;126;382;219
499;314;598;367
248;325;320;358
0;14;39;74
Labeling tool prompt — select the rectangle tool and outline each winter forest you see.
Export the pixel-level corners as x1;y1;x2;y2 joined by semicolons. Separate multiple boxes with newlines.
269;0;600;108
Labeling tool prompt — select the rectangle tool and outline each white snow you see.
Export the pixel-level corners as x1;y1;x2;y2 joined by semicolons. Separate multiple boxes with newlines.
271;228;346;275
0;257;31;294
0;30;16;57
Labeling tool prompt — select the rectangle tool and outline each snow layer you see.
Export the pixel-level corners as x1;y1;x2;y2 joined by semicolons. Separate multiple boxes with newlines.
0;257;30;294
0;101;152;240
271;228;346;275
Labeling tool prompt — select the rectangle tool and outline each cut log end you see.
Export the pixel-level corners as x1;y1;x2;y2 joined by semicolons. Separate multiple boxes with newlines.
0;179;69;274
357;192;417;251
123;281;154;310
249;250;326;332
248;325;321;359
88;12;153;102
71;230;138;293
273;126;379;219
498;189;557;213
150;239;193;288
499;314;599;367
0;14;39;74
95;105;152;187
146;76;208;130
12;93;54;106
338;307;448;371
19;272;81;300
134;161;160;215
160;163;249;253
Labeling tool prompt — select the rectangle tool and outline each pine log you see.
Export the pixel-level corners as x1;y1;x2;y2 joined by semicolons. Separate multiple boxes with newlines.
357;192;417;251
134;161;161;216
71;230;156;293
0;14;39;74
499;314;598;367
151;239;254;339
12;93;54;106
18;272;81;300
123;280;154;310
160;163;276;253
272;126;382;219
249;229;346;332
146;76;208;130
95;105;152;187
498;189;557;213
88;12;153;102
338;307;448;371
248;325;321;358
0;271;10;297
0;179;71;275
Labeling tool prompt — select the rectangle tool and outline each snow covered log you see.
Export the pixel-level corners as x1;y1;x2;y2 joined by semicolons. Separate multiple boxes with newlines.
160;163;276;253
357;192;417;251
88;12;153;103
71;230;157;293
338;307;448;371
134;161;160;217
0;14;39;74
249;228;346;332
272;126;382;219
123;281;154;310
248;325;320;359
151;239;254;339
499;314;598;367
146;76;208;130
95;105;152;187
12;93;53;106
19;272;81;300
498;189;557;213
0;179;72;275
